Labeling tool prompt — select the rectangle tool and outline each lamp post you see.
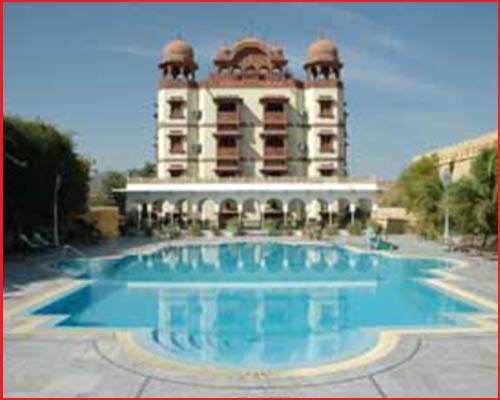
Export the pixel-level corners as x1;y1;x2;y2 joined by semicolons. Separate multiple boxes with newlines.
441;168;451;244
53;173;61;247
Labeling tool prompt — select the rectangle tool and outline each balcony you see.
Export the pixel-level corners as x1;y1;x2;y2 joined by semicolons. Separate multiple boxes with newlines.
217;147;240;160
170;146;185;154
260;160;288;175
264;111;287;126
213;129;243;137
214;160;241;176
217;111;239;125
260;129;287;137
263;147;287;159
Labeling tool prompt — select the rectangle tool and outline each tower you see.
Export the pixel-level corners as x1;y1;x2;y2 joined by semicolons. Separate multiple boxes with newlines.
304;38;347;177
157;38;199;178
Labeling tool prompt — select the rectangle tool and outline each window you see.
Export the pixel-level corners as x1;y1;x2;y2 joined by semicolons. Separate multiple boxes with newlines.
265;103;284;113
170;136;184;153
218;137;237;148
265;137;284;148
170;169;184;178
320;169;334;177
218;102;237;112
320;135;334;153
319;100;334;118
169;101;184;119
168;164;185;178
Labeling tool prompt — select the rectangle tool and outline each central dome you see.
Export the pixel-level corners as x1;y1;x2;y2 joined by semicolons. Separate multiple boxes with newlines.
233;36;267;54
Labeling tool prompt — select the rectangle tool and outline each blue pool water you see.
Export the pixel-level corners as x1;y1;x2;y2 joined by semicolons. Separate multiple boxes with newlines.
31;242;483;369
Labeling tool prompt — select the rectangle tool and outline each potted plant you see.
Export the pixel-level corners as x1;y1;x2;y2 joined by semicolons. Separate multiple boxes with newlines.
187;221;203;237
224;218;240;237
347;220;364;236
323;223;338;238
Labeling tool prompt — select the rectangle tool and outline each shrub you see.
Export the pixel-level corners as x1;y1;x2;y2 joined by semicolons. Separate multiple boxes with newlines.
209;222;219;236
163;224;181;239
281;220;293;235
262;219;279;231
367;219;382;231
226;218;241;235
323;224;338;238
347;220;364;236
188;221;203;237
304;224;322;240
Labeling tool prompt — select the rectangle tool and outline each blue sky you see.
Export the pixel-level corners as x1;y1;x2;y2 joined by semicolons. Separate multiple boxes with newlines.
4;2;498;179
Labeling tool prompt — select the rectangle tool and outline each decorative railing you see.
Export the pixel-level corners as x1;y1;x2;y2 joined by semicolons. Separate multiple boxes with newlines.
217;111;239;125
128;175;377;184
216;159;239;167
217;147;240;159
263;147;287;158
264;111;287;125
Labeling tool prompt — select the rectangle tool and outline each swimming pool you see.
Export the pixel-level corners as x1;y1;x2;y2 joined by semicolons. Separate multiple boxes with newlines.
29;242;488;371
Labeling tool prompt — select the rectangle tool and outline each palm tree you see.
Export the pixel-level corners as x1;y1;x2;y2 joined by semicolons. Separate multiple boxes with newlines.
397;155;444;239
449;143;498;247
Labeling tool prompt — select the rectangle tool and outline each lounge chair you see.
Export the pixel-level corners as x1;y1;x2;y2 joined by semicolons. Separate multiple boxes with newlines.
33;232;54;247
369;236;398;250
19;234;48;251
448;235;483;254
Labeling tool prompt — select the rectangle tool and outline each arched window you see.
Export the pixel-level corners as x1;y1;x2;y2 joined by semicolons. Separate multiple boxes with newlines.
233;66;242;77
244;65;257;77
321;65;330;80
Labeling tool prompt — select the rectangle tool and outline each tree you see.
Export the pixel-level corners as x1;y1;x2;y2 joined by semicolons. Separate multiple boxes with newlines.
128;162;156;178
396;155;444;239
449;143;498;246
101;171;126;197
4;116;90;248
89;171;127;206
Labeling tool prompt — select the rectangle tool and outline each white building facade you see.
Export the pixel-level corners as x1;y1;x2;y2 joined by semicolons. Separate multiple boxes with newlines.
156;36;347;179
124;36;378;229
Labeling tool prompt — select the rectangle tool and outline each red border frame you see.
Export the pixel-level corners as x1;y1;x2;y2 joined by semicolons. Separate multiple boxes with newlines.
1;1;498;399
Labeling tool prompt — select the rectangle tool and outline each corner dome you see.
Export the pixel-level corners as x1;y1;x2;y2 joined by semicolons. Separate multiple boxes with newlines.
270;45;284;57
161;38;195;65
306;38;338;64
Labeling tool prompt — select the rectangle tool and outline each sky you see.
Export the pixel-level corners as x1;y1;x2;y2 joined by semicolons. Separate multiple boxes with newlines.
4;2;498;179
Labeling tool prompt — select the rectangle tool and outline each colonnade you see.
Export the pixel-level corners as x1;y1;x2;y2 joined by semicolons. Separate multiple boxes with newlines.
128;196;376;230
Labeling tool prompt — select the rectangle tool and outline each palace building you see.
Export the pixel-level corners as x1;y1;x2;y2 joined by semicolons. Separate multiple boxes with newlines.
156;36;347;179
123;36;378;229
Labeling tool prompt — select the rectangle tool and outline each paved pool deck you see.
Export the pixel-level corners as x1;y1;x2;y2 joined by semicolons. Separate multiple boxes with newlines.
3;235;498;398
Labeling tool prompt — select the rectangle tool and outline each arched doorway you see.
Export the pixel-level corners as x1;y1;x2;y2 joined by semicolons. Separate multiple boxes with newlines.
198;198;218;228
308;199;328;226
336;198;350;228
174;199;190;229
288;199;306;229
263;199;284;228
219;199;239;229
242;198;261;230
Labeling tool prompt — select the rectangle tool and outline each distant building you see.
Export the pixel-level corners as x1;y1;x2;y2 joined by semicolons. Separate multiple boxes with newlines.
414;130;497;180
